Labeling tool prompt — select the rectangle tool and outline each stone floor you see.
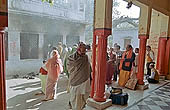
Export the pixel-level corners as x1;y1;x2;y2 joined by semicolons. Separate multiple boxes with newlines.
6;75;170;110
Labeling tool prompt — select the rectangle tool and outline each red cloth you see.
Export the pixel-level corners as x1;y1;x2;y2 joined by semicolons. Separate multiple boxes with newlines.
106;60;116;84
39;67;48;75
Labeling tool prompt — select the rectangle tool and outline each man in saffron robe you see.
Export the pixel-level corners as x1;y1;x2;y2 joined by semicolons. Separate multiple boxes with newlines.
42;50;63;101
118;45;135;87
67;42;91;110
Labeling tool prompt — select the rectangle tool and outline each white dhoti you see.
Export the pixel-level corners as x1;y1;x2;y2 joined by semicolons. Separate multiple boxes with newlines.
70;78;91;110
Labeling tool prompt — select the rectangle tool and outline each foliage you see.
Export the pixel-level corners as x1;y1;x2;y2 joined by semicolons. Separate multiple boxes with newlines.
42;0;54;5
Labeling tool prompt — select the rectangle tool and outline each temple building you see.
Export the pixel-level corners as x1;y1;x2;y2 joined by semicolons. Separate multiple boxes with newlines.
5;0;86;76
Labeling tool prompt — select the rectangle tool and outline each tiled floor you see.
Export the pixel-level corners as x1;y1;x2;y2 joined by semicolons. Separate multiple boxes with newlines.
6;75;170;110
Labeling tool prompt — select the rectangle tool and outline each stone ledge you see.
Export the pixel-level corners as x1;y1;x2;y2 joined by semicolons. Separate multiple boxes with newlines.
87;98;112;110
166;75;170;80
159;76;166;81
136;83;149;90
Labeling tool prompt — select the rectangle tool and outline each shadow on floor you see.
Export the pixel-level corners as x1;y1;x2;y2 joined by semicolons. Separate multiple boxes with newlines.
10;81;41;91
7;89;44;110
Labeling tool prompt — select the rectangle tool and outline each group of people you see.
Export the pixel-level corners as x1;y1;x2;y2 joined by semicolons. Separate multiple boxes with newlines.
37;41;159;110
38;42;91;110
106;44;159;88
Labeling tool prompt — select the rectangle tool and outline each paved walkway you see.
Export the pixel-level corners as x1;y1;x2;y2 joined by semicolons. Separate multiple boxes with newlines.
6;75;170;110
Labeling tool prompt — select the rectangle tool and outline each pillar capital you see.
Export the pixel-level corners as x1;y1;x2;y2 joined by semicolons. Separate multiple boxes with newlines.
94;28;111;37
0;27;5;32
138;35;149;39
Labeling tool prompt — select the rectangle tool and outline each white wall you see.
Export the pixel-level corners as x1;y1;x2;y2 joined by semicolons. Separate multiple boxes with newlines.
112;28;139;50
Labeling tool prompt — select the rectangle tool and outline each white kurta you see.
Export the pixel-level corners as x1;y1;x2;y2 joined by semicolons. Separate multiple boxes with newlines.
70;78;91;110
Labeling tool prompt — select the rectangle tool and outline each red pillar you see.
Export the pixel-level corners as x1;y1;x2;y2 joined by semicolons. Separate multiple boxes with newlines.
156;37;167;75
90;32;97;98
93;29;111;102
0;28;6;110
137;35;148;85
165;38;170;75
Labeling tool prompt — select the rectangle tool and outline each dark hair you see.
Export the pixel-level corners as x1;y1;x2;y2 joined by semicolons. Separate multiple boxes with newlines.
146;45;151;48
86;45;91;50
43;60;46;64
52;47;57;50
116;45;120;49
149;62;155;67
135;48;139;51
127;44;132;49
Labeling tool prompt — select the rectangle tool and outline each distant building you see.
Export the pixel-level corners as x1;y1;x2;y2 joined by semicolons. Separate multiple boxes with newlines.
5;0;87;76
112;17;139;50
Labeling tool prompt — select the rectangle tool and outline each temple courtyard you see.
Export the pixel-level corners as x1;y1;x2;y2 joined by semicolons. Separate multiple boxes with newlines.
6;74;170;110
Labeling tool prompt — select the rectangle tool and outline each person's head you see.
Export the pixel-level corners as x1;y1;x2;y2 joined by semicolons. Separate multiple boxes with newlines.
58;42;62;46
43;60;46;64
48;44;52;48
63;44;67;48
77;42;86;55
126;44;133;51
86;44;91;51
110;47;114;52
73;44;78;48
116;45;120;50
135;48;139;53
68;47;72;52
114;43;118;47
146;45;151;51
52;47;57;50
114;45;120;52
149;62;155;69
110;54;116;61
52;50;60;58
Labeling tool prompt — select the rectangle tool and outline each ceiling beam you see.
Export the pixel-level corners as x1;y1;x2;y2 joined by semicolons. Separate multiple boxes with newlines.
123;0;170;16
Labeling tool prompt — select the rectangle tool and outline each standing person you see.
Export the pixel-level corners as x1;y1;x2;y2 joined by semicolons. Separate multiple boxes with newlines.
132;48;139;78
86;44;92;64
106;54;117;85
42;50;63;101
57;42;63;56
67;42;91;110
35;60;48;95
147;62;159;83
115;45;123;81
61;44;68;63
118;45;135;87
146;45;155;76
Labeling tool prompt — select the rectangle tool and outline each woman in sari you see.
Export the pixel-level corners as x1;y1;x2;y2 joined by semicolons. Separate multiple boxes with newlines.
118;45;135;87
106;54;117;85
42;50;63;101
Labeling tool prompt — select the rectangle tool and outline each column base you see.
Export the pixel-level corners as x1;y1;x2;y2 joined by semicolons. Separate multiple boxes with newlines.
87;98;112;110
166;74;170;80
159;75;166;81
136;82;149;90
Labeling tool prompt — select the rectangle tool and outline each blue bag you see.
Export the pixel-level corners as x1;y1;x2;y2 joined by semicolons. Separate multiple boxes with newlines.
109;93;128;105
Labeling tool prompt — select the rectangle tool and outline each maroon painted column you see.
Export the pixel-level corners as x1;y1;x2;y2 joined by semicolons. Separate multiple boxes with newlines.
0;28;6;110
93;29;111;102
165;38;170;75
90;32;97;98
156;37;167;75
137;35;148;85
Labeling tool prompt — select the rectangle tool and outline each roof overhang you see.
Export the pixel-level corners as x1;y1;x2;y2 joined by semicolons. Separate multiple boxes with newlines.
123;0;170;16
